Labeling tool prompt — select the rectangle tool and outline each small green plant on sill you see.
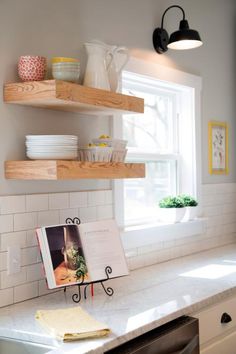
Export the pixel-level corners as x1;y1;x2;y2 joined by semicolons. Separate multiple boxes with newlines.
179;194;198;207
158;196;185;208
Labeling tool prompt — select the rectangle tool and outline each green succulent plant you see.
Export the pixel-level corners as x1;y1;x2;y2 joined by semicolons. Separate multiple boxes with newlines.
158;196;185;208
179;194;198;207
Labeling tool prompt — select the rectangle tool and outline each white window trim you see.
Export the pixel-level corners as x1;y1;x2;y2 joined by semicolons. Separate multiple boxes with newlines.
112;57;203;249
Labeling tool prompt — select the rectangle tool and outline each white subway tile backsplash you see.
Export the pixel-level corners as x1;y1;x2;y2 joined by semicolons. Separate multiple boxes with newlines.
79;206;97;222
0;288;14;307
21;247;40;266
1;268;27;289
0;184;235;308
222;212;236;225
205;225;224;237
0;215;13;233
59;208;79;224
37;210;59;226
97;204;113;220
0;253;7;271
105;190;113;204
206;215;223;228
26;229;38;247
26;263;44;282
128;254;148;270
125;249;138;258
26;194;48;212
0;195;25;215
202;205;223;217
49;193;69;210
1;231;27;251
223;223;236;235
201;194;225;207
14;281;38;303
69;192;87;208
223;202;236;214
38;279;59;296
88;190;106;206
14;212;37;231
201;184;218;196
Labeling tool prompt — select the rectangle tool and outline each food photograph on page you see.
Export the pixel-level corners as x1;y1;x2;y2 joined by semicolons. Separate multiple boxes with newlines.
45;224;89;286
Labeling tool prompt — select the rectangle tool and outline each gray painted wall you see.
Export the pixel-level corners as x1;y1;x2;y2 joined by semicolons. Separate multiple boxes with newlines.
0;0;235;195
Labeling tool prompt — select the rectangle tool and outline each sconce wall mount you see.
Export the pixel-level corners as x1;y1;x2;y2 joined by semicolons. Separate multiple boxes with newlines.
153;5;203;54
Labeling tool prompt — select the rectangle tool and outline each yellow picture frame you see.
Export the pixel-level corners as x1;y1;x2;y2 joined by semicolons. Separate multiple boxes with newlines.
208;121;228;175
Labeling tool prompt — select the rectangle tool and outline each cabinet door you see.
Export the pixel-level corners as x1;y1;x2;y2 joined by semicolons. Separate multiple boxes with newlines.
193;295;236;345
201;330;236;354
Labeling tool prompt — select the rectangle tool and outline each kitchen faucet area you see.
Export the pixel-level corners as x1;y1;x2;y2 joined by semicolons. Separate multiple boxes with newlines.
0;0;236;353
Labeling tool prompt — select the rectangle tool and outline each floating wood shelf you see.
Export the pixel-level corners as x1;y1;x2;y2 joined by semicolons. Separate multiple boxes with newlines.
3;80;144;115
5;160;145;180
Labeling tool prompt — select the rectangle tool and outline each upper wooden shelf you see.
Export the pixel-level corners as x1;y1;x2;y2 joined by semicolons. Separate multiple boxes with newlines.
5;160;145;180
3;80;144;115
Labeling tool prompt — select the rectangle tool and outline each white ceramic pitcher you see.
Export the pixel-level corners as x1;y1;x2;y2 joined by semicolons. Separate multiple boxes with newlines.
108;46;130;92
83;41;113;90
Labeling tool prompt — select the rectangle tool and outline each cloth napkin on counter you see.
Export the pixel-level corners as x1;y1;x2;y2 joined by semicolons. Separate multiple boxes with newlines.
35;306;110;341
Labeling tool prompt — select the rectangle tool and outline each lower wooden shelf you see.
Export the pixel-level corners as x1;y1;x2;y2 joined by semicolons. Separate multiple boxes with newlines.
5;160;145;180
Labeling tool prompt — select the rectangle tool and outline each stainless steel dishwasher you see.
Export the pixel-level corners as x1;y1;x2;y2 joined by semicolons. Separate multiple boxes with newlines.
105;316;199;354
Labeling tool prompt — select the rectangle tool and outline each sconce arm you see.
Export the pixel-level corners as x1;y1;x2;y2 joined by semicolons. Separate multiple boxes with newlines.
161;5;185;29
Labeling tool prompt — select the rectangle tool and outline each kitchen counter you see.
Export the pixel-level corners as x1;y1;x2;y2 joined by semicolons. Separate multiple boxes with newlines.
1;243;236;354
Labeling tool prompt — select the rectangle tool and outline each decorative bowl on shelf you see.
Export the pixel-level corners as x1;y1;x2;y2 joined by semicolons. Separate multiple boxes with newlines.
18;55;47;82
78;146;113;162
111;149;127;162
52;62;80;83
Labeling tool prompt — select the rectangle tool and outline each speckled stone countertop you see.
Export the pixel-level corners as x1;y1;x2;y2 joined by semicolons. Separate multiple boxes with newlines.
1;244;236;354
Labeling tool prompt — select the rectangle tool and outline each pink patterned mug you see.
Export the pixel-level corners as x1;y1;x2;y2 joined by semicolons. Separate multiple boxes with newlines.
18;55;47;81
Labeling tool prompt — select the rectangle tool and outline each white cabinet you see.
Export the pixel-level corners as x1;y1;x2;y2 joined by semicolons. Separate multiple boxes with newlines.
201;330;236;354
192;294;236;353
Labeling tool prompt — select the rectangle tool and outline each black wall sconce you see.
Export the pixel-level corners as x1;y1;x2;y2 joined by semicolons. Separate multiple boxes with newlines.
153;5;203;54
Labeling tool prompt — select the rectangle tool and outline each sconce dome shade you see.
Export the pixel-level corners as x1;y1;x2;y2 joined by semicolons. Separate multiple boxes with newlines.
167;19;203;50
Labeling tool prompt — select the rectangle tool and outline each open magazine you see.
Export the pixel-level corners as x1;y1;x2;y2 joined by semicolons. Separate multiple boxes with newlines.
36;219;129;289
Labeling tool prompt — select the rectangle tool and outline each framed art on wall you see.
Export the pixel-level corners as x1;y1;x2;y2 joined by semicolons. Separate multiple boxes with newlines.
208;121;228;174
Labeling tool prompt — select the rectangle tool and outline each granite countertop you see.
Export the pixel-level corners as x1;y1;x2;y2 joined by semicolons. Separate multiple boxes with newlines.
1;244;236;354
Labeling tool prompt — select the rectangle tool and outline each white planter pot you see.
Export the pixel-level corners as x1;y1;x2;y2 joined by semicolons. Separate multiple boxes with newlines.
184;206;199;221
158;207;186;223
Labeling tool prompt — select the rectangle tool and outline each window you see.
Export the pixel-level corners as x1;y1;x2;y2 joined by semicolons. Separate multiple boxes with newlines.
113;59;202;231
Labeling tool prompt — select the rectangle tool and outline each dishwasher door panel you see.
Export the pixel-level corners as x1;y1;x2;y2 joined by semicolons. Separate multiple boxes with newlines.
105;316;199;354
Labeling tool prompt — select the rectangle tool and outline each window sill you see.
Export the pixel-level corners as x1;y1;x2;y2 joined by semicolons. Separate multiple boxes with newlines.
120;218;207;250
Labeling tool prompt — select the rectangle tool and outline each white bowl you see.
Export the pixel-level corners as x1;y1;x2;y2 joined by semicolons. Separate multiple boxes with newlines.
78;147;113;162
111;149;127;162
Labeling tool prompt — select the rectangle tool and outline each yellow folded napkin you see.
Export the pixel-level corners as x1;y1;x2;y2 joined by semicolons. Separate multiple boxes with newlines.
35;306;110;341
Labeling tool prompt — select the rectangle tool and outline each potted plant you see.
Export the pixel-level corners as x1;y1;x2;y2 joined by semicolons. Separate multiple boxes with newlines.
179;194;198;221
158;196;185;223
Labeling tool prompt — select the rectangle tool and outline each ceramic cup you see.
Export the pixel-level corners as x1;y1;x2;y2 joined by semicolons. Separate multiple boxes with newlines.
18;55;47;81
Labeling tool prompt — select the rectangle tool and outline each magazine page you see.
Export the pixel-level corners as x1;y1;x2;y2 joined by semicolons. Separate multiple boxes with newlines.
78;219;129;281
38;224;90;288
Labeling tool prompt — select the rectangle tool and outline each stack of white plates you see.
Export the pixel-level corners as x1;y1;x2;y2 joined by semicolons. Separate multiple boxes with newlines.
26;135;78;160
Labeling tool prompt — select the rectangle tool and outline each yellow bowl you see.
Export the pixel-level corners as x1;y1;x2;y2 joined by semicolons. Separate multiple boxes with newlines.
51;57;79;63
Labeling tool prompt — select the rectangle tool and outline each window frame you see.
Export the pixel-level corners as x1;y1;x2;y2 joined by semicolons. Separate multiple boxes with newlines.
112;57;202;245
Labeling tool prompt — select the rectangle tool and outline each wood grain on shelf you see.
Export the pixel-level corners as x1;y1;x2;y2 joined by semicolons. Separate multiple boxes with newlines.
4;80;144;115
5;160;145;180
